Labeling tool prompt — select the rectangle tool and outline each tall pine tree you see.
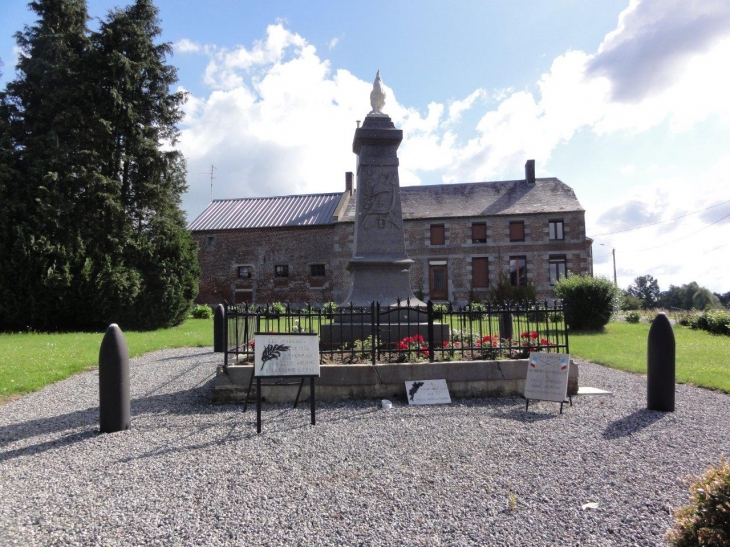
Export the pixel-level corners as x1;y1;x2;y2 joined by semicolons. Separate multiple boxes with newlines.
92;0;198;330
0;0;198;331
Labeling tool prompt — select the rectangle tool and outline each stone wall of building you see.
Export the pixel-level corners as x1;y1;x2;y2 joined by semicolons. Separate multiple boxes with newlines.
192;211;591;306
402;211;590;303
193;225;338;305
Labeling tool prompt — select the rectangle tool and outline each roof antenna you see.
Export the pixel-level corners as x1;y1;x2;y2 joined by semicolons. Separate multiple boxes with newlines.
200;165;216;201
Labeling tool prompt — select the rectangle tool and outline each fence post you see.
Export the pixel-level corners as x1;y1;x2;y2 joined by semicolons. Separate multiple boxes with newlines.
427;300;435;362
647;312;675;412
223;303;229;368
99;323;130;433
370;301;376;366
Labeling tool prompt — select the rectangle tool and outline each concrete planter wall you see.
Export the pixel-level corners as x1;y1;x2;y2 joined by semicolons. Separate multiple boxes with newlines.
213;359;579;404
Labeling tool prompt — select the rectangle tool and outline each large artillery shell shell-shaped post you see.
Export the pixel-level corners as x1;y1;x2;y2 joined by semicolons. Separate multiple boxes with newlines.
99;323;131;433
214;303;225;353
647;313;676;412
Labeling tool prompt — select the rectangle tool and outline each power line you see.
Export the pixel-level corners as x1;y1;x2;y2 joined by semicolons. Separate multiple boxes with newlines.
588;198;730;238
627;210;730;253
702;242;730;255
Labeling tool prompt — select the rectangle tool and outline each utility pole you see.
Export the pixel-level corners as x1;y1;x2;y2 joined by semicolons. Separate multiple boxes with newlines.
612;248;617;287
600;243;618;286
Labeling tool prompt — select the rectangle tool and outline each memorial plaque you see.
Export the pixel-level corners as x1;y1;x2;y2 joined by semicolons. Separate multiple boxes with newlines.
524;352;570;403
254;333;320;377
405;379;452;405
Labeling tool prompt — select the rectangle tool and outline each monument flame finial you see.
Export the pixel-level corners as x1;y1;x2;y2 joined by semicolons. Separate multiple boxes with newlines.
369;70;386;115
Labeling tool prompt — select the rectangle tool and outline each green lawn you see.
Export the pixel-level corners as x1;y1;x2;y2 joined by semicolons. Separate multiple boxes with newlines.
569;321;730;393
0;319;212;403
2;317;729;404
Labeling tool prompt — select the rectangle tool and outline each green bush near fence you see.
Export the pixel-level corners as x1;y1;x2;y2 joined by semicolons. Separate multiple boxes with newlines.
553;274;619;331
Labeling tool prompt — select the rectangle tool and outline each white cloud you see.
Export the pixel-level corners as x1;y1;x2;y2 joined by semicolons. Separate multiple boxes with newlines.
178;5;730;291
587;0;730;102
328;37;339;50
587;155;730;292
174;38;202;54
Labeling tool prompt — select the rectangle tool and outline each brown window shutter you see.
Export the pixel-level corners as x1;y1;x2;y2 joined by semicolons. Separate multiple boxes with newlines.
509;221;525;241
430;224;445;245
472;257;489;288
472;223;487;243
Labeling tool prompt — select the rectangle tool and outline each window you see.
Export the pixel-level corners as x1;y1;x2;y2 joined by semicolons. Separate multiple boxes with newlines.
430;224;445;245
310;264;326;277
472;257;489;288
509;256;527;286
206;235;216;247
549;255;567;285
274;265;289;278
509;221;525;242
549;220;564;240
237;266;252;279
471;223;487;244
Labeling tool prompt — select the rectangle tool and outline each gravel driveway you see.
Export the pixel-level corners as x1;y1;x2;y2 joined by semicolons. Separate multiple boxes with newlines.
1;347;728;546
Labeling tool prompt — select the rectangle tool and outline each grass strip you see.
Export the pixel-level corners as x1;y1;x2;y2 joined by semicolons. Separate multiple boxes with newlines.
0;319;212;403
569;321;730;393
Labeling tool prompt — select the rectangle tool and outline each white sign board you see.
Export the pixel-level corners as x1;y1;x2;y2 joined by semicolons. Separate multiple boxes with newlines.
524;352;570;403
254;333;320;377
405;379;452;405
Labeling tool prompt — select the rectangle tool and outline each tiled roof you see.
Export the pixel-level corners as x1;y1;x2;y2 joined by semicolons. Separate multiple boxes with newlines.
340;178;583;222
188;193;343;231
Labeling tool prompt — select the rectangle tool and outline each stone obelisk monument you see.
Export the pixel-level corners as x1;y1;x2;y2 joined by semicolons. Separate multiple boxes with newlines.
342;71;425;308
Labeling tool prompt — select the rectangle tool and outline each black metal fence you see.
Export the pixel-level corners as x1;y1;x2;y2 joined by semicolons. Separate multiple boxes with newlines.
223;300;568;366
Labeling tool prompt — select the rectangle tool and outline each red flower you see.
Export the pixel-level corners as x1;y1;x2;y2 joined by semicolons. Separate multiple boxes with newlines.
530;332;539;340
443;341;450;347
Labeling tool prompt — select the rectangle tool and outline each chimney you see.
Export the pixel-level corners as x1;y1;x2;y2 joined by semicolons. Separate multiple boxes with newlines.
525;159;535;184
345;171;354;195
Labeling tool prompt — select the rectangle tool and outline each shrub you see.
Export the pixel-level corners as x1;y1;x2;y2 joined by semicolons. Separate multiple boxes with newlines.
190;304;213;319
686;309;730;336
263;301;287;317
668;460;730;546
620;291;643;311
625;311;641;323
487;271;537;303
553;274;619;331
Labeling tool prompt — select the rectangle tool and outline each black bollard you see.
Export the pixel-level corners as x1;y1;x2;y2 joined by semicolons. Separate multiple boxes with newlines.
647;312;676;412
499;312;513;342
214;303;225;352
99;323;131;433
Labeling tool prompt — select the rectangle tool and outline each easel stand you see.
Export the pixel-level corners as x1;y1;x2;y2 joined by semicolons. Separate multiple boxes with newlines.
243;375;316;434
525;395;573;414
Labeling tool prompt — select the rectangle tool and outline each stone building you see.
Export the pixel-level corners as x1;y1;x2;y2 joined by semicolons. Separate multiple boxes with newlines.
189;161;593;305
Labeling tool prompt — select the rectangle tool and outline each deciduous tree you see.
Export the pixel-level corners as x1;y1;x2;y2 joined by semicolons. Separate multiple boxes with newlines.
627;275;661;310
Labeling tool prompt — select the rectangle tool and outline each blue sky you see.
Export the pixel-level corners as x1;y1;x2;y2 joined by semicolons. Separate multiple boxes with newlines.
1;0;729;292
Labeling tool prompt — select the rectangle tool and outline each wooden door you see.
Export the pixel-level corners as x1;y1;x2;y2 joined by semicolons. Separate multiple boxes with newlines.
429;265;448;301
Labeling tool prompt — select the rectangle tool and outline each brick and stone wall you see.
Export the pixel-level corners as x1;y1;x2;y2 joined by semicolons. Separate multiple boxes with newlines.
193;225;338;305
192;211;591;306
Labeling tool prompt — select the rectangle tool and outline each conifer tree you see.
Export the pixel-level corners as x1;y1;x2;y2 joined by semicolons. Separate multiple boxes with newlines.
92;0;198;329
0;0;98;330
0;0;198;331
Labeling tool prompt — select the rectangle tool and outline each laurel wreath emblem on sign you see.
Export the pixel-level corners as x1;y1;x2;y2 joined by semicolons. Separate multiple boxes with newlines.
260;344;290;370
